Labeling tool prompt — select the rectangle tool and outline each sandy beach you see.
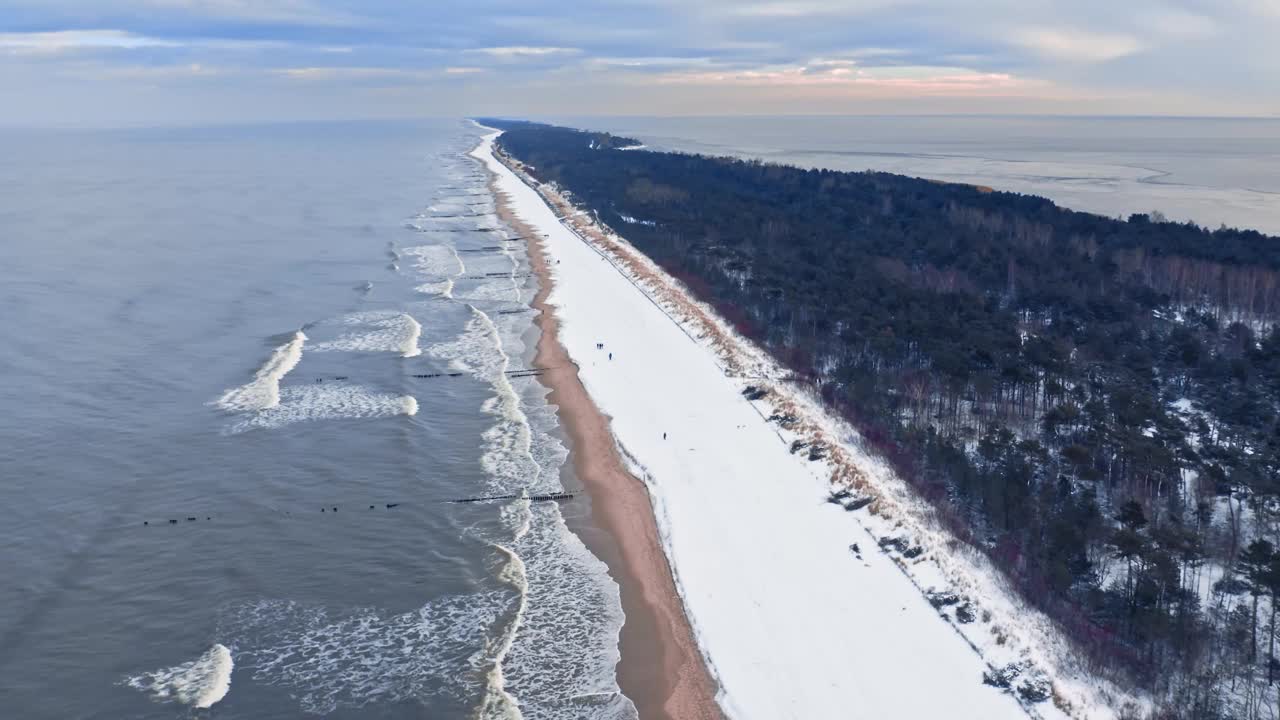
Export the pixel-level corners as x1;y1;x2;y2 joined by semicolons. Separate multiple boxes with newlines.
485;160;724;720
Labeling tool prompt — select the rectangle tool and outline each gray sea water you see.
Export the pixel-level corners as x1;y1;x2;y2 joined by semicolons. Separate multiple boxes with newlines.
0;120;634;719
558;115;1280;235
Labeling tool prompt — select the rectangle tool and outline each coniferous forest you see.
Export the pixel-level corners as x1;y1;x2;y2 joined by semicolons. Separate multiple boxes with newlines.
486;120;1280;718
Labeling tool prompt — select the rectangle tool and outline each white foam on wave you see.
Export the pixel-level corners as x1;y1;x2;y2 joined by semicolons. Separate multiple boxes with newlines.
502;502;635;720
457;280;522;304
400;140;632;718
408;212;496;233
124;643;234;709
429;298;633;718
428;307;550;495
403;243;466;278
218;593;511;715
313;311;422;358
426;201;486;217
403;316;423;357
479;498;533;720
226;383;417;434
215;331;307;411
416;278;455;298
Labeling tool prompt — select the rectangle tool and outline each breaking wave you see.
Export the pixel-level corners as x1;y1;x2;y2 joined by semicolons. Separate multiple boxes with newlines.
313;311;422;358
124;643;233;709
479;498;532;720
404;243;466;278
225;383;417;434
218;593;511;715
204;137;631;719
215;331;306;412
428;301;634;719
428;308;548;494
417;278;455;298
503;503;633;720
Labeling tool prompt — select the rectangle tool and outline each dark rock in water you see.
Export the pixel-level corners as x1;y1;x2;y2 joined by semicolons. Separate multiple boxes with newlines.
386;503;399;508
143;521;148;525
370;505;376;509
169;519;177;524
955;603;976;624
186;517;196;522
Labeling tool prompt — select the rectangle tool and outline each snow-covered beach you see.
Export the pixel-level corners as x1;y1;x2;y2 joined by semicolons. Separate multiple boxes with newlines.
472;127;1108;719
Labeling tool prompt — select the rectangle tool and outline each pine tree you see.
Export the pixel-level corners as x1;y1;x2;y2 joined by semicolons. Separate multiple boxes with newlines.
1239;539;1275;665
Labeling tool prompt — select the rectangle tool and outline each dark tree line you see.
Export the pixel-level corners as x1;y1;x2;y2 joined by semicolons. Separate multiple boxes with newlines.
484;119;1280;718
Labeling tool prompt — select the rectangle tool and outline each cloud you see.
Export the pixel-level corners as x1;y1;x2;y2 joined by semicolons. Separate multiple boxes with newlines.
654;61;1022;95
138;0;361;26
586;56;714;69
806;58;859;68
93;62;222;79
468;46;580;58
727;1;897;19
1145;9;1218;39
1012;28;1144;63
0;30;178;54
0;0;1276;123
273;66;427;80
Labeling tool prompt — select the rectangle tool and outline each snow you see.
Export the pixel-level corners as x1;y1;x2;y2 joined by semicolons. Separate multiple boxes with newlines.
474;128;1140;720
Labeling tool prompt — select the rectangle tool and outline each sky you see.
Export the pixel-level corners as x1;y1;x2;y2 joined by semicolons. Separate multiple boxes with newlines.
0;0;1276;126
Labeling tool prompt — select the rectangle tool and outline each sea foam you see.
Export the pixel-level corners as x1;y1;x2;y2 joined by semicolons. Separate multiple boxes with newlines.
125;643;233;709
313;311;422;358
215;331;306;411
226;383;417;434
403;244;466;278
219;593;509;715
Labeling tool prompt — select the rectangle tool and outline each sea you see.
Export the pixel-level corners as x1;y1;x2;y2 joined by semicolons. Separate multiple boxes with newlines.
0;119;634;719
3;115;1279;719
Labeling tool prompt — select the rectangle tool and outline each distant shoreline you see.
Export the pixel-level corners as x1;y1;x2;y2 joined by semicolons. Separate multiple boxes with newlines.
481;134;724;720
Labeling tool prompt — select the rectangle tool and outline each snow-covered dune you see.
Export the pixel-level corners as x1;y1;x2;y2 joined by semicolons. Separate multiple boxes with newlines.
475;130;1092;720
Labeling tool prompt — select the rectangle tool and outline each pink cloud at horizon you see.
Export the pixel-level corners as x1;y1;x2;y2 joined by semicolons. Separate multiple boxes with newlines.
652;64;1026;96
